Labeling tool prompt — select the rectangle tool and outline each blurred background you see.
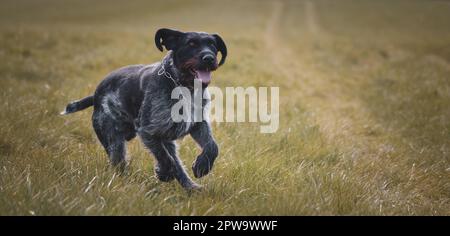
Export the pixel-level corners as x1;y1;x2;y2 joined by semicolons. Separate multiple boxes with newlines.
0;0;449;215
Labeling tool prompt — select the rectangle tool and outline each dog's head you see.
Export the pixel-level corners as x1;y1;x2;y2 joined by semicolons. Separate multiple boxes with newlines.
155;28;227;86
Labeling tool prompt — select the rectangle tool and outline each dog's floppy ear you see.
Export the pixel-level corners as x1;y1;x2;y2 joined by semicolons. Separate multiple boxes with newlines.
155;28;184;52
212;34;227;66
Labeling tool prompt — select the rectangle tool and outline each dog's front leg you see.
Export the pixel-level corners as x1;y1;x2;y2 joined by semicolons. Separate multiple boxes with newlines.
140;134;201;190
190;121;219;178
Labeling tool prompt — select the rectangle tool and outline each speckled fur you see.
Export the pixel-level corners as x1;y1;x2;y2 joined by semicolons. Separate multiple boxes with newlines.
63;29;226;190
64;53;218;190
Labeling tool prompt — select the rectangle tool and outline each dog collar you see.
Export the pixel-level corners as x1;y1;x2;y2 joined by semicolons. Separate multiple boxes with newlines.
158;54;180;87
157;65;179;87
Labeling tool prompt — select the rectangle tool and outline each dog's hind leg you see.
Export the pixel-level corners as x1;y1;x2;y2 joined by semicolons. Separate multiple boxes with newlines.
92;110;128;172
139;134;201;190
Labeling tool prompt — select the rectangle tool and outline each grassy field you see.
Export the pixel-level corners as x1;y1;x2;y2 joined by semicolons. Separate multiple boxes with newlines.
0;0;449;215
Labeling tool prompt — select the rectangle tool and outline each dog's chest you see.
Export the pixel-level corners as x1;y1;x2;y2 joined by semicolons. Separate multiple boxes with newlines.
170;89;210;136
140;88;210;140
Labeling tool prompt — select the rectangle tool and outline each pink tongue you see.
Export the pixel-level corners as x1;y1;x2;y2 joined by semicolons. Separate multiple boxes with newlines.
195;70;212;84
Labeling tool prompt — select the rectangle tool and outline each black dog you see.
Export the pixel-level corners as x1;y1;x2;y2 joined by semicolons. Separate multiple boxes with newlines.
61;28;227;190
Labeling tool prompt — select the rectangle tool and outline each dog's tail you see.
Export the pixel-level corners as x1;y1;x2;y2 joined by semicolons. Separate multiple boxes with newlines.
60;95;94;115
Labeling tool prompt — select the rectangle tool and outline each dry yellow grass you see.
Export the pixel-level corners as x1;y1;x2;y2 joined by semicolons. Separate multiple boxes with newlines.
0;0;449;215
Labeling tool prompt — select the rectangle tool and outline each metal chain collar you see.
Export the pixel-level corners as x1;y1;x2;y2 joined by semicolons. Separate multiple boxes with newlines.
157;59;180;87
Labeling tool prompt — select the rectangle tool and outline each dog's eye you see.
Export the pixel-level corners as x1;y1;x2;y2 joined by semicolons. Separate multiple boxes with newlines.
207;40;216;49
189;41;197;47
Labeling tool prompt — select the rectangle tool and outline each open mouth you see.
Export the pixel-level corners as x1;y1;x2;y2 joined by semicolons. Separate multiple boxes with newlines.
191;69;212;84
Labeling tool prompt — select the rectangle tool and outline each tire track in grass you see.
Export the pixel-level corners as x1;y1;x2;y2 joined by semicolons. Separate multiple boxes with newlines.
267;0;401;153
305;0;321;36
264;0;293;84
265;0;368;147
263;0;389;213
265;0;450;214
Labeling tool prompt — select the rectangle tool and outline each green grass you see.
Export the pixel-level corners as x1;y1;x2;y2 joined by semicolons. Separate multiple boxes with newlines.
0;0;449;215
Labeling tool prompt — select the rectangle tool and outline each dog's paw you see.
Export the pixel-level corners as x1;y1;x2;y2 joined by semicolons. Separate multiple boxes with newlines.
184;182;203;192
192;156;214;178
154;165;176;182
111;159;129;175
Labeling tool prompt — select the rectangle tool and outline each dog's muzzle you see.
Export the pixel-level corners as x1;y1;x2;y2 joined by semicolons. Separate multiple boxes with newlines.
202;54;215;65
193;53;217;85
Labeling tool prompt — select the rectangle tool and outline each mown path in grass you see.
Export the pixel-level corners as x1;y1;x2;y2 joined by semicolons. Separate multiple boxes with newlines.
266;0;449;214
266;0;373;160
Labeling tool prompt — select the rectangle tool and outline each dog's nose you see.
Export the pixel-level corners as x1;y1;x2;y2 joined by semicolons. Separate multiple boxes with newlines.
202;54;215;64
